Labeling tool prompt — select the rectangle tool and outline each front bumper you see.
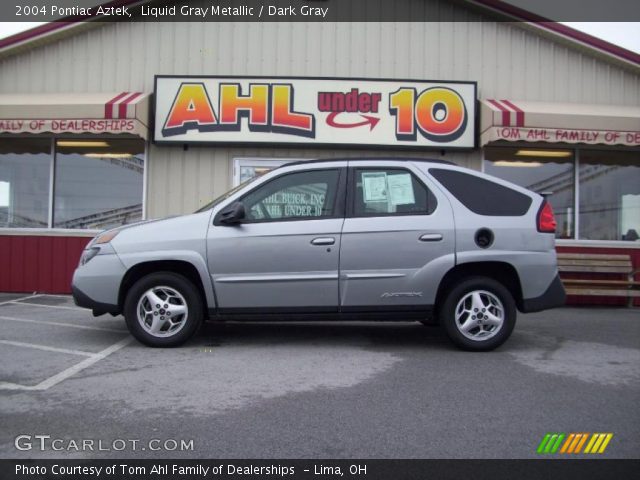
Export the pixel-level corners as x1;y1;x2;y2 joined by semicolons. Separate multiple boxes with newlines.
520;274;566;313
71;252;126;317
72;284;120;317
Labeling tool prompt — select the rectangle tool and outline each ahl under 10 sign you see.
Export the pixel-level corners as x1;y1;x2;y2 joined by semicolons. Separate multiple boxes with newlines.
153;76;477;149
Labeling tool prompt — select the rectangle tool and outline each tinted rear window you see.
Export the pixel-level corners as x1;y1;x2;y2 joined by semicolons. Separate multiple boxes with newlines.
429;168;532;216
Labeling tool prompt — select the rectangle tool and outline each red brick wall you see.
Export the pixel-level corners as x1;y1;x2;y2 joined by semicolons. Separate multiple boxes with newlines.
0;235;90;294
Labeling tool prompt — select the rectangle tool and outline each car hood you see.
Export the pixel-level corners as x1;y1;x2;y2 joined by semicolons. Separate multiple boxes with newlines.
107;211;212;254
87;216;179;247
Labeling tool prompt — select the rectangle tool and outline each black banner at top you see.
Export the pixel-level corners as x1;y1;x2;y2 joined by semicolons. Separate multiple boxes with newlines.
1;0;640;23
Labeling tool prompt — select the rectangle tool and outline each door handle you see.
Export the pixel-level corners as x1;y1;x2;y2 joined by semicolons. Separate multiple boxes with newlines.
311;237;335;246
419;233;443;242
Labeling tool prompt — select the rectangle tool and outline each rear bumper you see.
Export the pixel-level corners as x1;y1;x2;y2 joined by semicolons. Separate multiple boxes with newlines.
520;274;566;313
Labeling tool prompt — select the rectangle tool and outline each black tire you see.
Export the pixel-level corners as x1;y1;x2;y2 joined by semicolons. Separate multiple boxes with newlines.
124;272;203;347
438;276;516;351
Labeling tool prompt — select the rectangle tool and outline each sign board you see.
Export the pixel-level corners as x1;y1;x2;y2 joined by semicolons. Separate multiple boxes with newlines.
481;126;640;147
154;76;477;148
480;99;640;147
0;119;138;135
0;92;150;139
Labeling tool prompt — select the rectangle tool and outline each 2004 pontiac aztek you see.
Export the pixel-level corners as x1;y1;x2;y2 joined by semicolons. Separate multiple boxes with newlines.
72;158;566;351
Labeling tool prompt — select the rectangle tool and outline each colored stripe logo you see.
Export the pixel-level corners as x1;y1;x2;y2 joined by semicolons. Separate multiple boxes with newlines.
104;92;143;119
537;433;613;454
486;99;526;127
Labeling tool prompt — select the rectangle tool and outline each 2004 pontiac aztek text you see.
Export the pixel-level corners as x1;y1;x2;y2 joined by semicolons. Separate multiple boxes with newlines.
72;158;566;351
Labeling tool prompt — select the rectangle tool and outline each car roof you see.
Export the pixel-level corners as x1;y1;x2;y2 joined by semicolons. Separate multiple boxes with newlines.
282;157;455;168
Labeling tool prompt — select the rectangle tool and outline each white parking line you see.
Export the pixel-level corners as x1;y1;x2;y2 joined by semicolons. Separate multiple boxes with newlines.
8;300;86;311
0;315;127;333
0;294;41;306
34;294;74;299
0;340;94;357
0;336;133;391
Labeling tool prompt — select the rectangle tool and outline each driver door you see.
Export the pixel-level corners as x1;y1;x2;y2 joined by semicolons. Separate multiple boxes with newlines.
207;167;346;312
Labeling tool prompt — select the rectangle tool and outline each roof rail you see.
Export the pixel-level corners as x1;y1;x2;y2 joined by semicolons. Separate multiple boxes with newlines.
282;157;455;168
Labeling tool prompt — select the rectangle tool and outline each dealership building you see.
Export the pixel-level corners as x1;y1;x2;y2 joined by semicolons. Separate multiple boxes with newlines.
0;0;638;302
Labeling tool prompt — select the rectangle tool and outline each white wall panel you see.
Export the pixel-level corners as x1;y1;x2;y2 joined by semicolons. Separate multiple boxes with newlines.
4;16;636;99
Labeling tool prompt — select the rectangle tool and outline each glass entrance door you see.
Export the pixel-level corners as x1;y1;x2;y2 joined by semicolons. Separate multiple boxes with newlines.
232;158;300;186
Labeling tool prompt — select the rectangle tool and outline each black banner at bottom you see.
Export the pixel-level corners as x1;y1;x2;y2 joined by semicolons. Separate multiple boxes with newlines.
2;459;640;480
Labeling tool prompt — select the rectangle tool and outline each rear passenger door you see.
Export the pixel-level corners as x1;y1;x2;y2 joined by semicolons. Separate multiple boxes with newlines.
339;164;455;312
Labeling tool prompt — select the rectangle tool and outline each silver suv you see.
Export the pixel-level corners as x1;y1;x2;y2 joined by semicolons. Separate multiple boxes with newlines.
72;158;565;351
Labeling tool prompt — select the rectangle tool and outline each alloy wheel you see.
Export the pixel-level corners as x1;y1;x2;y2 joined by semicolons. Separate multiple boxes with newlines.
136;286;189;338
454;290;505;341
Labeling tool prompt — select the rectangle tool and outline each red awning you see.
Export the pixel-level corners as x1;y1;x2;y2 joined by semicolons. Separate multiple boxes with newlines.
0;92;150;139
480;99;640;147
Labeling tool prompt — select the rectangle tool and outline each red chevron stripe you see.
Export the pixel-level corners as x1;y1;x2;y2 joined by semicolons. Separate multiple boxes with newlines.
487;99;511;126
501;99;525;127
104;92;129;119
118;92;142;119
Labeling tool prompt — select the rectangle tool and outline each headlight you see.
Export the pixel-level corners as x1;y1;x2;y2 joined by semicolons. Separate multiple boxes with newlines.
94;230;120;244
80;247;100;266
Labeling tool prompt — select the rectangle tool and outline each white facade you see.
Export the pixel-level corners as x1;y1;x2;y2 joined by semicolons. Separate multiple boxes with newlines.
0;0;639;218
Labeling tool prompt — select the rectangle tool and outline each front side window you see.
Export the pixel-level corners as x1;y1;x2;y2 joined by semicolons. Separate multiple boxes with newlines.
353;168;436;217
0;137;51;228
242;169;340;222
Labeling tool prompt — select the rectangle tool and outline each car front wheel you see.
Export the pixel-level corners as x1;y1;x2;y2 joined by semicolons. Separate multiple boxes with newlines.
439;276;516;351
124;272;203;347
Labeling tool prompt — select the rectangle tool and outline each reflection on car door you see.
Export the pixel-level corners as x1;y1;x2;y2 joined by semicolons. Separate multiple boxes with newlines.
339;165;455;312
207;167;346;312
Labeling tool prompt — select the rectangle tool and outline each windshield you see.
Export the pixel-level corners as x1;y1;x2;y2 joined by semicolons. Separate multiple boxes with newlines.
195;175;262;213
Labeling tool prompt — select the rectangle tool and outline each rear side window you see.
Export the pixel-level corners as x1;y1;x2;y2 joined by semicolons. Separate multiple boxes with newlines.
430;168;532;216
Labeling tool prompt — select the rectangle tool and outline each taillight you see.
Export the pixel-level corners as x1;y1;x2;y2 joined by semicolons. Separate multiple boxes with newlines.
537;200;556;233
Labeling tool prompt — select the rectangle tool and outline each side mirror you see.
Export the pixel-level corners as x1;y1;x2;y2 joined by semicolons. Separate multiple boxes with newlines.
218;201;245;225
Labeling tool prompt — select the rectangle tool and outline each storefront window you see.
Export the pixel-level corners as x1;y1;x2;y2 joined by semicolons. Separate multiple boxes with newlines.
0;136;145;231
579;150;640;241
233;158;296;186
0;137;51;228
53;139;145;229
484;147;575;238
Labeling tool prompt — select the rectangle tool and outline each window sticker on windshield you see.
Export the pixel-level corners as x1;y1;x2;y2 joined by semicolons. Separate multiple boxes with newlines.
362;172;388;202
388;173;415;205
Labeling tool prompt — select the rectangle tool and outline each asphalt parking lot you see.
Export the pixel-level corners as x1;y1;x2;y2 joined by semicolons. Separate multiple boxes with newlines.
0;292;638;459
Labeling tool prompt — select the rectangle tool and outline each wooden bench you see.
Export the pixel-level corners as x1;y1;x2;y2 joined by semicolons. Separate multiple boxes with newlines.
557;253;640;307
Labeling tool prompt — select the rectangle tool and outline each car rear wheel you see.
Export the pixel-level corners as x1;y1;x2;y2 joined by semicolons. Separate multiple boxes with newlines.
124;272;203;347
439;276;516;351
